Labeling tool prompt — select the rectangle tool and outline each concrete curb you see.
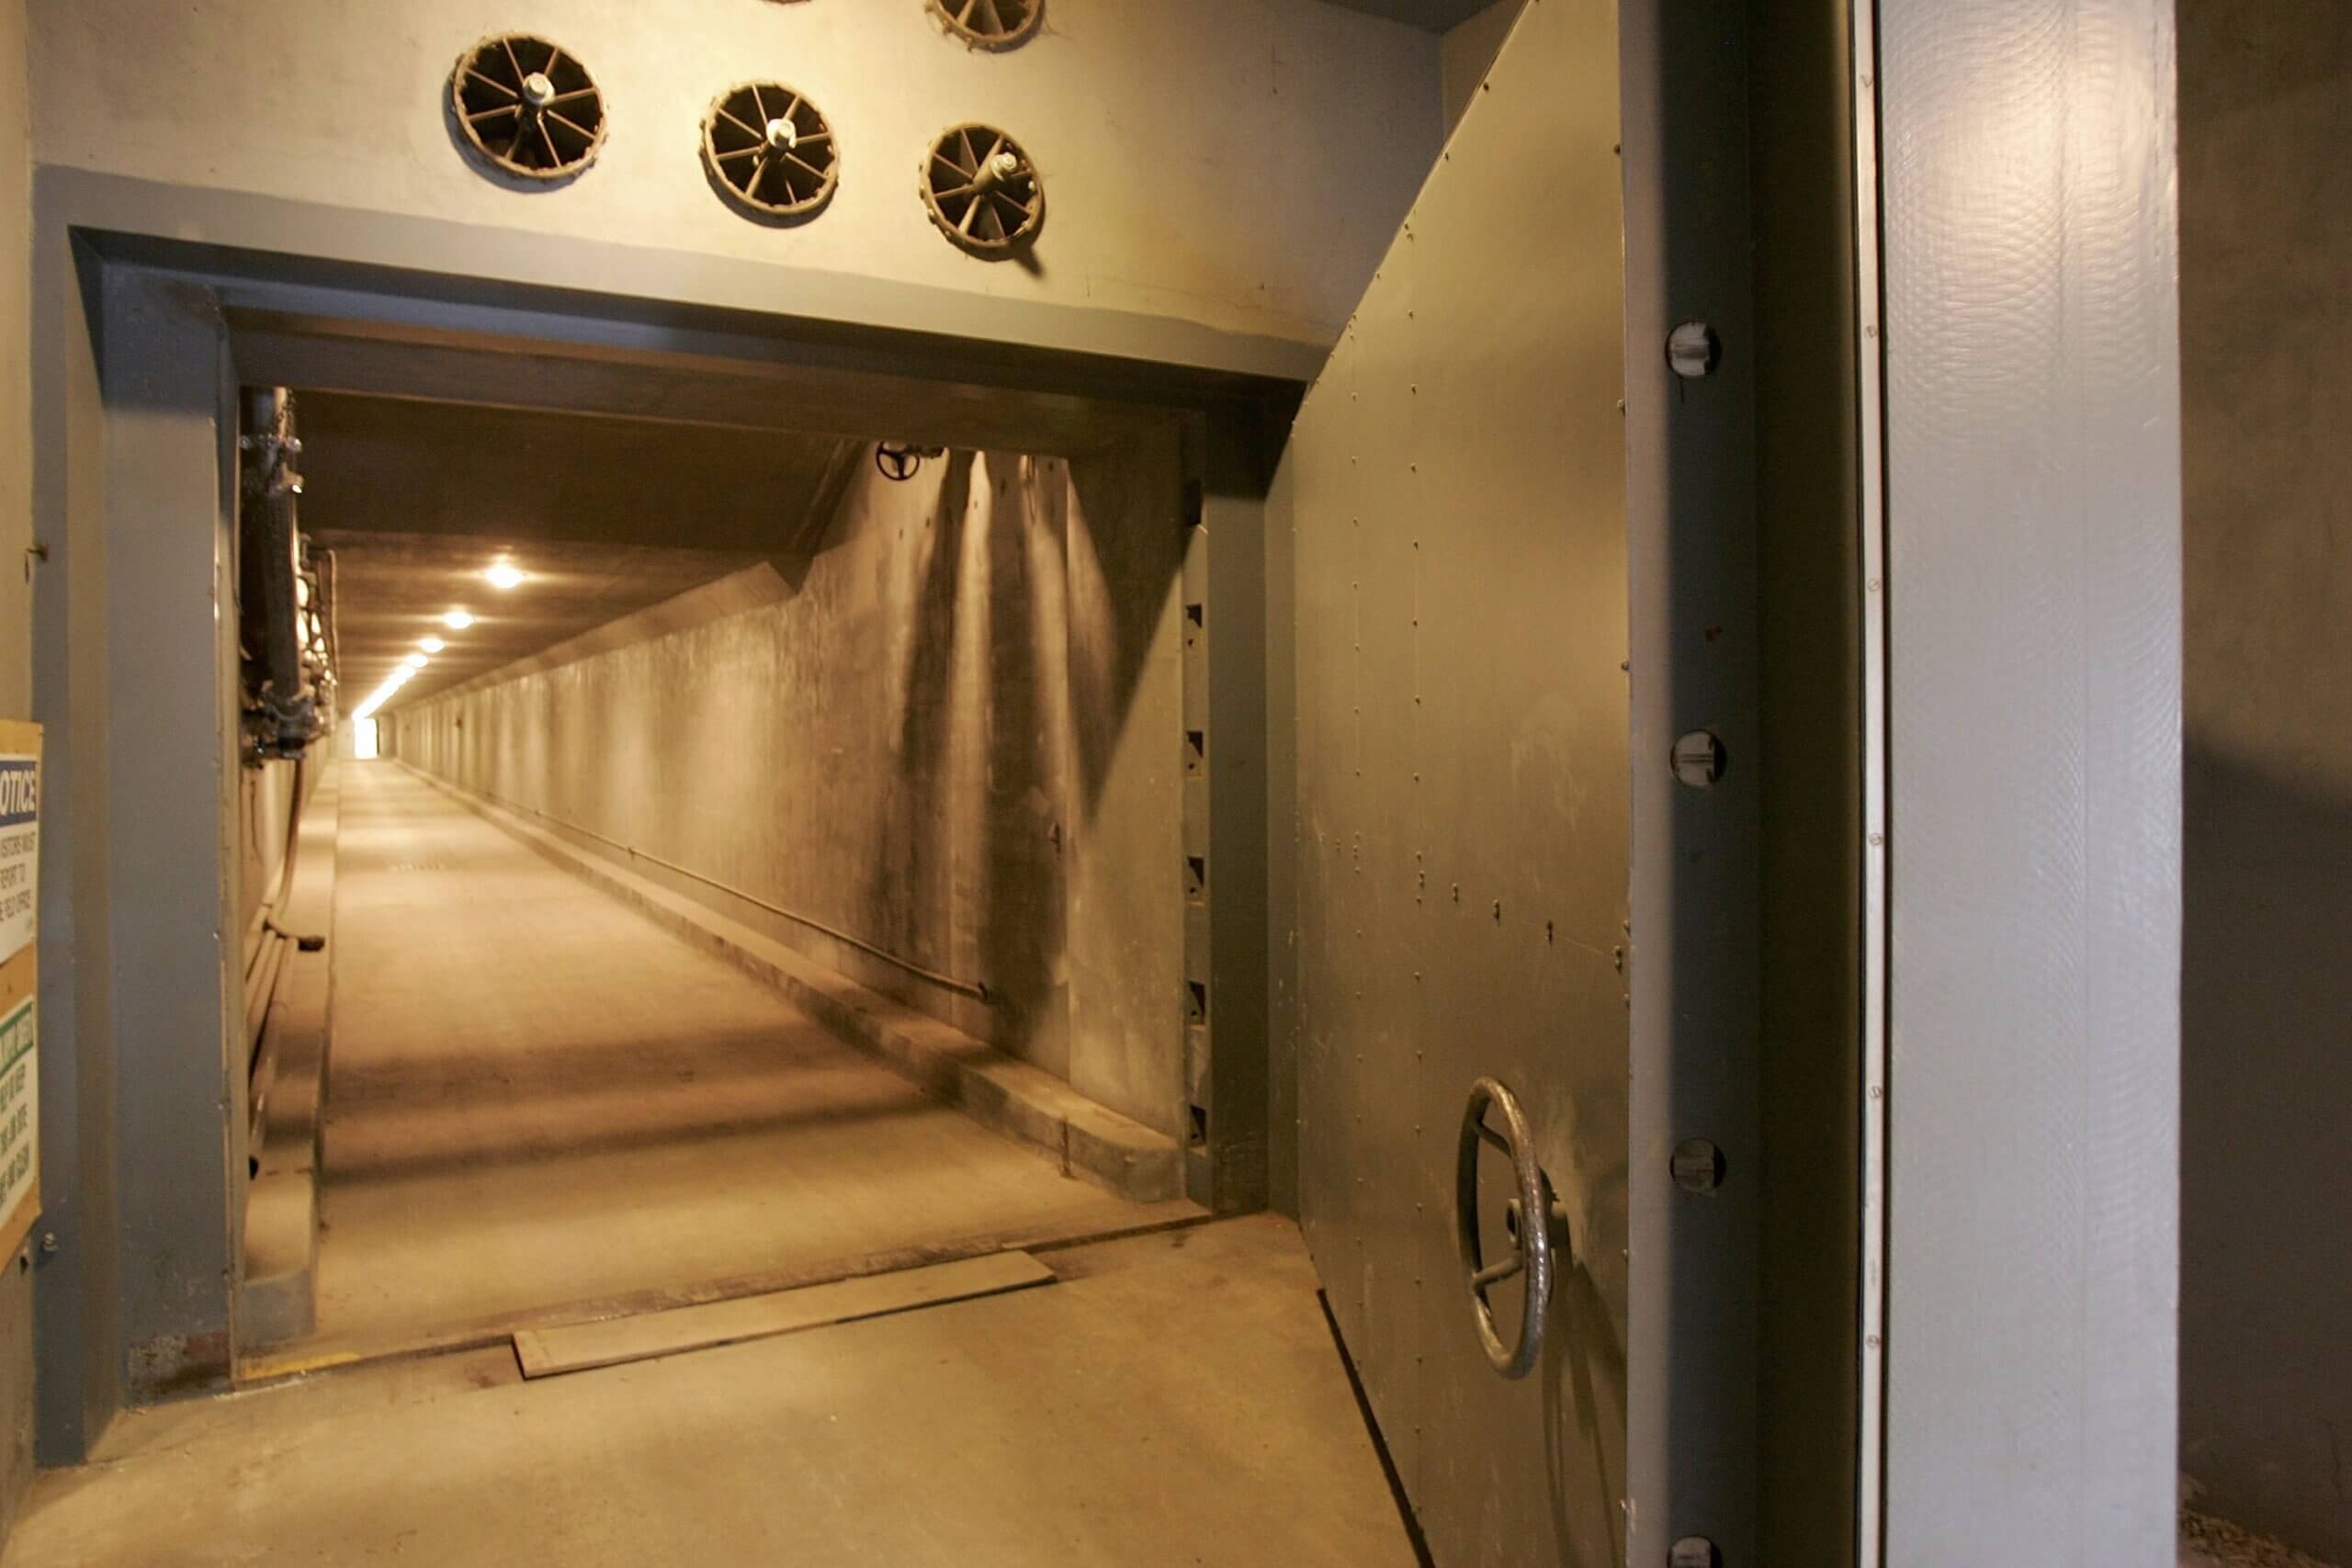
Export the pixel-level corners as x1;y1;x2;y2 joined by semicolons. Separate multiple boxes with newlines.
408;767;1184;1204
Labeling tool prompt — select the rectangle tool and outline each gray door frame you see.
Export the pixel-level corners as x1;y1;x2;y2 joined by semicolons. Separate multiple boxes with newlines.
27;166;1295;1462
1866;1;2183;1563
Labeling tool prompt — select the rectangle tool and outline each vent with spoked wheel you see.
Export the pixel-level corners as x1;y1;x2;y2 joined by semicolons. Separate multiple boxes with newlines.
922;125;1045;258
928;0;1043;51
703;84;840;222
450;34;606;183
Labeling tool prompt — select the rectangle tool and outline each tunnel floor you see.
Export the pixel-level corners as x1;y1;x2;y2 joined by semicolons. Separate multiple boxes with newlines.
279;761;1181;1368
8;1218;1417;1567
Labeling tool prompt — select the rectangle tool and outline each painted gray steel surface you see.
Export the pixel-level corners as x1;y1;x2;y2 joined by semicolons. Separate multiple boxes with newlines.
1878;0;2181;1561
1287;0;1633;1560
1618;0;1765;1559
96;271;244;1399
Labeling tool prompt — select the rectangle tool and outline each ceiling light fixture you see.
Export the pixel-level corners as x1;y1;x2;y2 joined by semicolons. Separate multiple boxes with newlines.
351;663;417;724
444;609;476;630
403;652;429;670
484;560;527;591
420;637;447;653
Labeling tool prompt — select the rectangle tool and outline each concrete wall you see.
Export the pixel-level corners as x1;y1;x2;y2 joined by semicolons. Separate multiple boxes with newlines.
28;0;1438;352
391;437;1188;1140
1439;2;1524;132
0;0;31;1541
2178;5;2352;1558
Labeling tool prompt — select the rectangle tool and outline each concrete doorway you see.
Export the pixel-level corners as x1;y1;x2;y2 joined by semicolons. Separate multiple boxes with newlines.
226;355;1233;1374
12;241;1390;1561
24;174;1306;1507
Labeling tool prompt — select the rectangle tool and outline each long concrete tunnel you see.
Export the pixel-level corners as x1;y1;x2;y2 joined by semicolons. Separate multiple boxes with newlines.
278;407;1221;1363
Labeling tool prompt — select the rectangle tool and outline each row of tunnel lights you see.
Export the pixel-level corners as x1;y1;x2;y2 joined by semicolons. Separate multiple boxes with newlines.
350;558;529;725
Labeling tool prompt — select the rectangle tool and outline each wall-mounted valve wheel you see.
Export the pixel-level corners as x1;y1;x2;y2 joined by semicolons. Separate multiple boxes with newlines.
703;84;839;222
876;442;945;481
450;35;606;182
928;0;1044;51
922;126;1045;258
1454;1077;1568;1380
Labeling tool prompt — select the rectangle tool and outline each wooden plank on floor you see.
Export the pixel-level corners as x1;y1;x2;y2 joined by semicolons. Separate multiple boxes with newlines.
513;1250;1056;1380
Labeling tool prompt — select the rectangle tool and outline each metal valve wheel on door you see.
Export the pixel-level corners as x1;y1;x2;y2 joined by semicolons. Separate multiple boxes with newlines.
1454;1077;1569;1380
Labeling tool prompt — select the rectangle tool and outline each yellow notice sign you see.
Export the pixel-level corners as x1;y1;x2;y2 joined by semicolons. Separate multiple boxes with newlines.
0;738;33;966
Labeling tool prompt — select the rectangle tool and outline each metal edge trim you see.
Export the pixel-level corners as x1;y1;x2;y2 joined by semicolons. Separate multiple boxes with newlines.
1851;0;1892;1559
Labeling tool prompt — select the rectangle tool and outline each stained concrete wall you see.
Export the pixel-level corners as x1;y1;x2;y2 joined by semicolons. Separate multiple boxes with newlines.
28;0;1438;352
2178;5;2352;1558
390;438;1188;1141
0;0;33;1541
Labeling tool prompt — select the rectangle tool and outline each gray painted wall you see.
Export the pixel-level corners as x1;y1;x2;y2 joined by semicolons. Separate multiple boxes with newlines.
2178;5;2352;1558
0;0;20;722
1879;0;2181;1562
0;0;33;1542
28;0;1438;353
391;439;1189;1140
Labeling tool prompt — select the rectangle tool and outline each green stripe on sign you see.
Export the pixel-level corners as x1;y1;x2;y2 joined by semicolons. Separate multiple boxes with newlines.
0;999;30;1074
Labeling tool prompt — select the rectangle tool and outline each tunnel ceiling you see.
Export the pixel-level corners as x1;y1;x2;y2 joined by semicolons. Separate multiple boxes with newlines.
320;532;769;715
1312;0;1499;28
294;392;861;555
292;390;858;714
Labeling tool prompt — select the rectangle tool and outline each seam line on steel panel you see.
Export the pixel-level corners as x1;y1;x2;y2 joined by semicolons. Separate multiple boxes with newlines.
465;783;990;1001
1317;1290;1438;1568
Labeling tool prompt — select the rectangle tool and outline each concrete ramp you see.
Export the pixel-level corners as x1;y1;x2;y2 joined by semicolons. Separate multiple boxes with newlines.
513;1250;1054;1379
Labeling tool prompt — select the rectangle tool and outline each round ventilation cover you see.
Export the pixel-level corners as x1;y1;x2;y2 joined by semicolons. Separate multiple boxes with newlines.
703;84;840;221
922;126;1045;257
450;34;606;182
929;0;1043;50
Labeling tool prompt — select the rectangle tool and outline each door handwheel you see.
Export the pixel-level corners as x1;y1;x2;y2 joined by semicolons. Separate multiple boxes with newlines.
1454;1077;1564;1379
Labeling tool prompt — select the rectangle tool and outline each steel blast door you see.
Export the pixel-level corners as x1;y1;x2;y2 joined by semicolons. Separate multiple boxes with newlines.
1287;0;1631;1562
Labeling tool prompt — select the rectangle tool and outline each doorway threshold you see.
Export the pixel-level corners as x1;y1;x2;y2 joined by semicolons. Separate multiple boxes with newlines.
239;1202;1208;1386
514;1249;1057;1380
